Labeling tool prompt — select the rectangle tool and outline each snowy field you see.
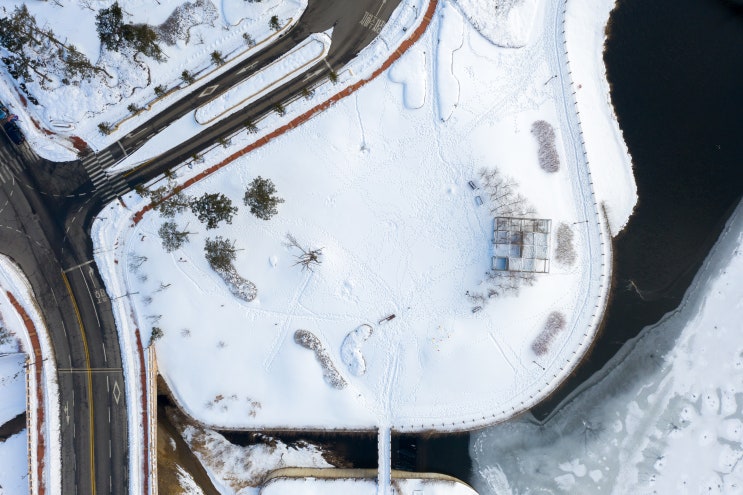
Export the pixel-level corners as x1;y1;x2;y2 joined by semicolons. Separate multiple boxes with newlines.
90;0;631;432
471;201;743;494
0;0;307;160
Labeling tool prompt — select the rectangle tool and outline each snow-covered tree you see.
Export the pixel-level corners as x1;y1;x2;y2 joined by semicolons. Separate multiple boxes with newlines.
158;221;191;252
243;176;284;220
191;193;238;229
204;236;238;271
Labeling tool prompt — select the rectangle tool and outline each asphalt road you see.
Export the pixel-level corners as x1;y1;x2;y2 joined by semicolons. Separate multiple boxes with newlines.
0;142;127;495
0;0;403;493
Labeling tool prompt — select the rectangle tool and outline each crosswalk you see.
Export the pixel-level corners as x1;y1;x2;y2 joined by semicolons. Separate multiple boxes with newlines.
80;150;129;203
0;143;28;184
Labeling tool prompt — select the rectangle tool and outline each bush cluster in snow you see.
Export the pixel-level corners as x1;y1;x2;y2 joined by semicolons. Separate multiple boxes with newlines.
531;311;566;356
555;222;576;266
156;0;218;46
531;120;561;173
214;264;258;303
340;324;373;376
294;330;347;389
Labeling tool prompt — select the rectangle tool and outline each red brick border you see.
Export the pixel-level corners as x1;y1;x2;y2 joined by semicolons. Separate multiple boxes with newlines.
133;0;439;224
7;291;46;495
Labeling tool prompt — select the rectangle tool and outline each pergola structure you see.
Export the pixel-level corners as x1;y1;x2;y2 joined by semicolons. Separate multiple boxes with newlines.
492;217;551;273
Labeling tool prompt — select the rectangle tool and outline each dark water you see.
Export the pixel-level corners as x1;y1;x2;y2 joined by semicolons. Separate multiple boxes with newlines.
533;0;743;418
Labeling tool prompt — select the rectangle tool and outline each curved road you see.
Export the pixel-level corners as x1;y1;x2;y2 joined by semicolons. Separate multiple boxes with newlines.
0;0;403;493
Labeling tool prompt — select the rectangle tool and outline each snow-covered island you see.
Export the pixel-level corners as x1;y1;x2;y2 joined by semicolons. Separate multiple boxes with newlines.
89;0;634;433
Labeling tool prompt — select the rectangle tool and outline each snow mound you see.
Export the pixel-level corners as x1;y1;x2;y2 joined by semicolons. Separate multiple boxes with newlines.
389;48;427;110
435;1;464;121
294;330;347;389
456;0;539;48
340;324;373;376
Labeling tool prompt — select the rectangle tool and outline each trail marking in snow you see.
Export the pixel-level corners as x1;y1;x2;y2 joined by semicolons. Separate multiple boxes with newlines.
198;85;219;98
489;332;518;375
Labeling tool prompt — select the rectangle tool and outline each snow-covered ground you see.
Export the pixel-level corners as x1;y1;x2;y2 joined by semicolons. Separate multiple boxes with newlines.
0;0;307;160
90;0;633;432
0;430;28;495
471;200;743;494
0;349;27;495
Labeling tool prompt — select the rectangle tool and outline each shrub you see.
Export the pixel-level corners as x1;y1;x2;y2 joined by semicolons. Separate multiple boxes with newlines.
211;50;225;66
531;311;566;356
555;223;576;266
531;120;560;173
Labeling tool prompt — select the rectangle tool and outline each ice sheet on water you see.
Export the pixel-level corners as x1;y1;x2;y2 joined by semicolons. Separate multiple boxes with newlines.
470;203;743;494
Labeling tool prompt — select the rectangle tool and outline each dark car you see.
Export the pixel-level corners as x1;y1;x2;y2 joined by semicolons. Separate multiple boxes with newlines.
3;120;25;145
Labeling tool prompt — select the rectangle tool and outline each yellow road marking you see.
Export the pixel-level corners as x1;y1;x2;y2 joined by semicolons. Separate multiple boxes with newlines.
61;271;96;495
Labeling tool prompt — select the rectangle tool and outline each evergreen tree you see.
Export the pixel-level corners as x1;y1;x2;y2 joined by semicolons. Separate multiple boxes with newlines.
269;15;281;31
149;326;164;345
211;50;225;65
243;176;284;220
96;2;124;51
181;70;195;84
190;192;237;229
204;236;238;271
158;221;190;252
157;191;192;218
244;119;258;134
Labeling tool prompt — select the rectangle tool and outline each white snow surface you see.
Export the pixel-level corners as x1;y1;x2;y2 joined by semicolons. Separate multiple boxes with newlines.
261;477;478;495
471;201;743;494
91;0;625;431
456;0;540;48
0;431;28;495
0;354;24;428
564;0;636;234
0;312;26;495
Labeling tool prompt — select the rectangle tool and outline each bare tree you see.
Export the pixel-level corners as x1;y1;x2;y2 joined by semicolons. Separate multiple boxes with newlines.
285;233;323;271
479;167;536;217
128;253;147;272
